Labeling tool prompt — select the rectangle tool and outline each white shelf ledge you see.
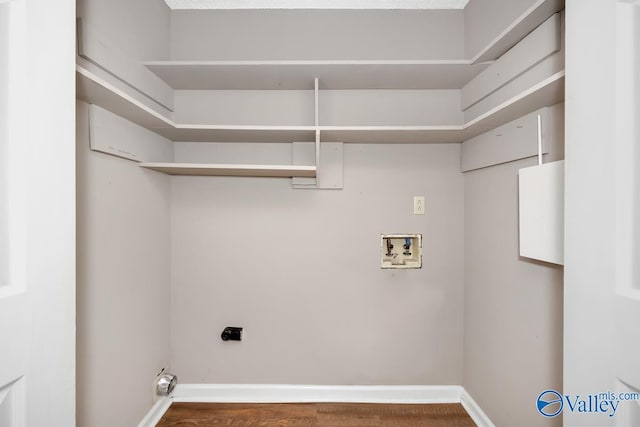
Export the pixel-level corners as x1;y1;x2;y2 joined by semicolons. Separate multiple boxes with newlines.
471;0;564;63
318;126;464;143
139;162;317;178
318;71;564;143
77;65;564;144
162;125;317;143
143;60;491;90
463;70;564;138
76;65;173;131
77;66;317;143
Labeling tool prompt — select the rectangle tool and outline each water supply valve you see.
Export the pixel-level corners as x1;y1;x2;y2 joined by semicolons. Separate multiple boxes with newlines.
381;234;422;269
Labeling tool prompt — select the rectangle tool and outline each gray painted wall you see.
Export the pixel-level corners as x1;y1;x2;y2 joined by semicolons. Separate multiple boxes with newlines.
76;101;172;427
76;1;173;424
76;0;172;115
170;10;465;60
319;90;464;126
463;103;564;426
173;90;464;127
464;0;539;58
564;1;616;426
170;143;465;384
77;0;170;61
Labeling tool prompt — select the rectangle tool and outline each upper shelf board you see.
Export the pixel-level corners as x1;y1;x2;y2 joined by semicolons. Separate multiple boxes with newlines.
77;66;173;131
77;66;317;142
471;0;564;63
143;60;491;90
318;126;464;143
158;125;317;143
77;65;564;144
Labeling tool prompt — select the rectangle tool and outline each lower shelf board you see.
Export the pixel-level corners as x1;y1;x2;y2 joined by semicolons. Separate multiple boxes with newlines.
139;162;317;178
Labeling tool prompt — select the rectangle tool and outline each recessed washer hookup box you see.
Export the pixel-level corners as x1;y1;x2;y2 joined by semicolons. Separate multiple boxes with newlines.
381;234;422;269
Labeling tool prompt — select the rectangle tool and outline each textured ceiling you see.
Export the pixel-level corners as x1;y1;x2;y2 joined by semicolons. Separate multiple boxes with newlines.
164;0;470;9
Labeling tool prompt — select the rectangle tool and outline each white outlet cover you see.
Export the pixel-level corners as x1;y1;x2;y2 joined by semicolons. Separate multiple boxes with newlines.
413;196;425;215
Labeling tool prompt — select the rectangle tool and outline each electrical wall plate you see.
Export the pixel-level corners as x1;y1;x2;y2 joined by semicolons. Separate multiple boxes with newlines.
381;234;422;269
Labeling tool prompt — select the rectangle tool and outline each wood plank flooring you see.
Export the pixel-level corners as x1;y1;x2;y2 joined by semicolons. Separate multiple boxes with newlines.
156;402;477;426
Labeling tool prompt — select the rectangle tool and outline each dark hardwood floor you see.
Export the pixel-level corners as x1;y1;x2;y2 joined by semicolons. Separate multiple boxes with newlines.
156;402;477;426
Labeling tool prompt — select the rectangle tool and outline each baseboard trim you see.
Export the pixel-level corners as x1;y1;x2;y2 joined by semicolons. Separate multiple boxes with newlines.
137;396;172;427
138;384;495;426
460;389;496;427
172;384;463;404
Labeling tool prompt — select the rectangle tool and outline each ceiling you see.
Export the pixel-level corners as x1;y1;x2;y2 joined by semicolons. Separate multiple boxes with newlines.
163;0;471;9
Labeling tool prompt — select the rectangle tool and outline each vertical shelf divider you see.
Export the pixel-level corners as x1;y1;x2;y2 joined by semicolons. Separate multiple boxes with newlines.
314;77;320;173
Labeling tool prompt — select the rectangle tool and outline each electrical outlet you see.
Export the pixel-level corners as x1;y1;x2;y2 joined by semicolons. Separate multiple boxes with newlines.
221;326;243;341
413;196;425;215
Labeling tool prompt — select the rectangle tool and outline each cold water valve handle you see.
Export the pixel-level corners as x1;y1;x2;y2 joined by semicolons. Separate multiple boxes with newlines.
403;237;412;255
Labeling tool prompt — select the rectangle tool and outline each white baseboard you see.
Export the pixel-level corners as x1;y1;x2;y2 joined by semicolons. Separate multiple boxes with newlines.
138;384;494;426
172;384;463;404
137;396;172;427
460;389;496;427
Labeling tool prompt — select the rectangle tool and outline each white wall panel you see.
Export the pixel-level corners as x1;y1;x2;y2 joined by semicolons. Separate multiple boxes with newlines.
89;104;174;162
462;103;563;172
518;160;564;265
563;1;617;425
461;106;551;172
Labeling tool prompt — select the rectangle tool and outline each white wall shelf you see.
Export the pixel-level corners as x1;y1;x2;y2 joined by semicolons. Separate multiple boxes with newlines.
139;162;317;178
143;60;491;90
318;71;564;143
76;0;566;160
77;65;173;132
318;126;463;144
160;125;317;143
77;66;317;143
77;64;564;145
462;71;564;139
470;0;564;63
